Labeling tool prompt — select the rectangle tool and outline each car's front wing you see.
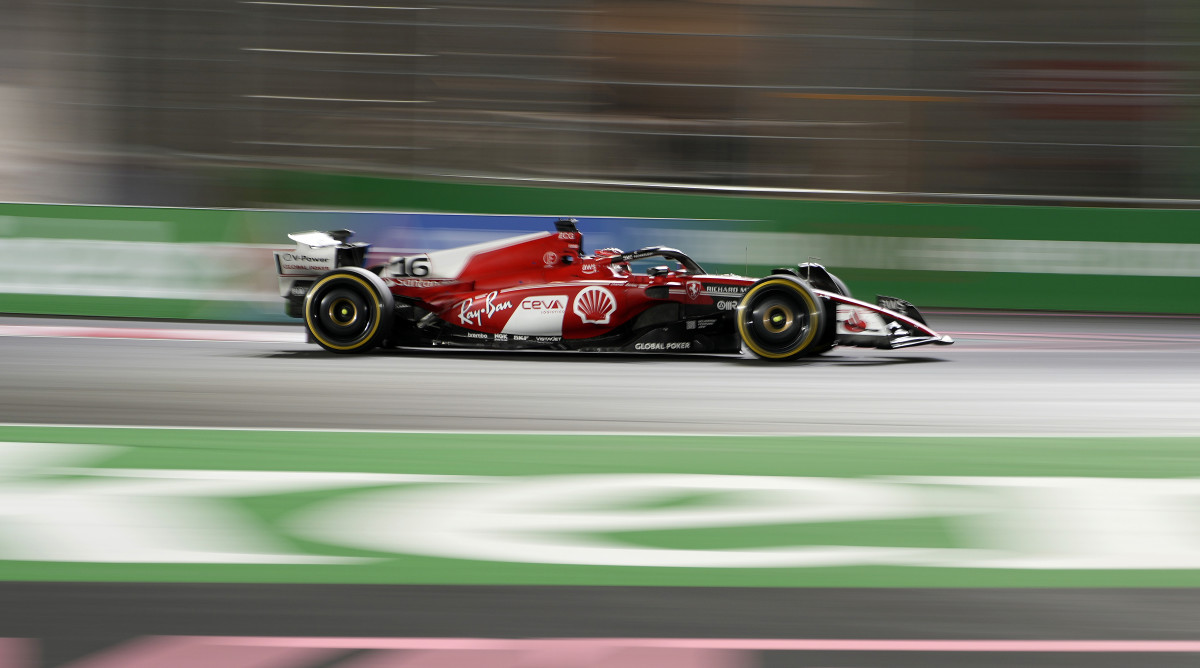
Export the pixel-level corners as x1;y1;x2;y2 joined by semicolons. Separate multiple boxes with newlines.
818;291;954;350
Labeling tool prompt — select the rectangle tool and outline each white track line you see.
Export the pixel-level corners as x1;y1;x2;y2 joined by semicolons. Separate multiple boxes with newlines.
1;422;1197;438
201;636;1200;653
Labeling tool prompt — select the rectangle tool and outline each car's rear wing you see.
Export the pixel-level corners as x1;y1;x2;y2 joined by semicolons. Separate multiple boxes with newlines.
273;229;372;316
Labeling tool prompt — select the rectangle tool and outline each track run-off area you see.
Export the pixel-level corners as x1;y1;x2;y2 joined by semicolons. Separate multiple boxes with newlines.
2;311;1200;667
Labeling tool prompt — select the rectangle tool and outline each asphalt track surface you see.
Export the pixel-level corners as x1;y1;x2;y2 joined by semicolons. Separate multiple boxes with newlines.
1;311;1199;435
3;311;1200;666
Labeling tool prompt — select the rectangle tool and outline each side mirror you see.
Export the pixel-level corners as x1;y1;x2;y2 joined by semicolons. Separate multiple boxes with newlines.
647;265;670;277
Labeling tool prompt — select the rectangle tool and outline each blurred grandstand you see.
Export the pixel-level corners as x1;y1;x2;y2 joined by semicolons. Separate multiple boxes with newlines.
1;0;1197;206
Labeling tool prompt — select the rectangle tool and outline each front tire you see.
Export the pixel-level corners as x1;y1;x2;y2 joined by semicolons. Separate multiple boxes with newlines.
304;267;393;354
736;276;824;361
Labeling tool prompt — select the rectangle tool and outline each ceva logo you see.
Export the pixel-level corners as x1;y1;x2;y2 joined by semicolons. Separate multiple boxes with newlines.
519;295;567;313
573;286;617;325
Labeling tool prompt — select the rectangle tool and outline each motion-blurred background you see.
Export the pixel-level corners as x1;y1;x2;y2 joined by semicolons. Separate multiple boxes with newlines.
2;0;1198;207
5;5;1200;667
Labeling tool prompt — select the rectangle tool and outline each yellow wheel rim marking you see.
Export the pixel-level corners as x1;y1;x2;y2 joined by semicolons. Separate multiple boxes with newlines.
304;273;384;351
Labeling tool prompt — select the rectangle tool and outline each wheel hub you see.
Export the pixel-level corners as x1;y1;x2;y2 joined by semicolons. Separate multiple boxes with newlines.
763;305;793;334
328;297;359;326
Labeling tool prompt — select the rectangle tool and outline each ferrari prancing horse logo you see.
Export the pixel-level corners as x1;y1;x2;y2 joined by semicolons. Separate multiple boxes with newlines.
844;310;869;333
573;286;617;325
686;281;702;300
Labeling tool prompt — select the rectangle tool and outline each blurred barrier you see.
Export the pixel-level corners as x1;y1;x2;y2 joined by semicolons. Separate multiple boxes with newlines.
1;188;1198;320
6;0;1200;205
0;204;278;321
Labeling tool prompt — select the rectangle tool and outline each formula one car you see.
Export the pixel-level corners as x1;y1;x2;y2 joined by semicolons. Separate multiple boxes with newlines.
274;218;953;360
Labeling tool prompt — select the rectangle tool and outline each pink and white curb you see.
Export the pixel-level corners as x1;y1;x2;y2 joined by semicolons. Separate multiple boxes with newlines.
9;636;1200;668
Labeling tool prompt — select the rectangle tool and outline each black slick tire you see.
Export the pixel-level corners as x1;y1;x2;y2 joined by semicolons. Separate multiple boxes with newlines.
303;267;394;354
736;276;824;361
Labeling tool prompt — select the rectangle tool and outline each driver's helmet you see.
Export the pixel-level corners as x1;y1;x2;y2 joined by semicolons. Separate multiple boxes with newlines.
594;247;630;274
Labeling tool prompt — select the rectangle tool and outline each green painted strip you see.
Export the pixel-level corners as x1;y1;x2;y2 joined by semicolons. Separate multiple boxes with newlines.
0;295;272;321
2;427;1200;587
7;426;1198;477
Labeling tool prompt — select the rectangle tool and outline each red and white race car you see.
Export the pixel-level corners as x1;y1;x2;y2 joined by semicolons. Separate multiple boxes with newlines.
274;218;952;360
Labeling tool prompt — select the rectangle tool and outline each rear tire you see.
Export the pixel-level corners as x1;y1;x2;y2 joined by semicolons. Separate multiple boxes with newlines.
304;267;393;354
737;276;824;361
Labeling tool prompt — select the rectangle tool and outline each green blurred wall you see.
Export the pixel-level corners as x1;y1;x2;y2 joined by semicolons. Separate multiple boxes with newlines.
2;172;1199;320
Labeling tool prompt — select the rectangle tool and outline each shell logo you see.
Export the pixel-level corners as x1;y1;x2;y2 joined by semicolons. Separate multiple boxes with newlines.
573;286;617;325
